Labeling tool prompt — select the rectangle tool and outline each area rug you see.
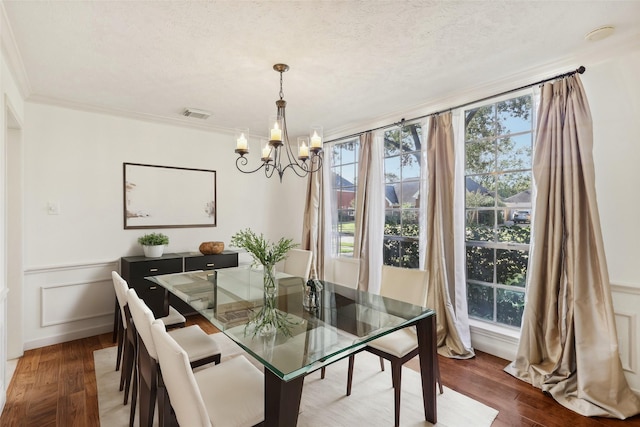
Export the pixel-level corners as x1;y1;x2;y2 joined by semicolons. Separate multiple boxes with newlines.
95;334;498;426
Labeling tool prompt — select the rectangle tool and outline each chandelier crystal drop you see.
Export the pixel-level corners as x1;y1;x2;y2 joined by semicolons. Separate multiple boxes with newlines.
234;64;323;182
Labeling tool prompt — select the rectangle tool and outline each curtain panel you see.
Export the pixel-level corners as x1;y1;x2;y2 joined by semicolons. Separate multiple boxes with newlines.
424;113;474;359
504;75;640;418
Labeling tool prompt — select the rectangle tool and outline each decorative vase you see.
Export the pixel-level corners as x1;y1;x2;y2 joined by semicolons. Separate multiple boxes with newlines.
142;244;164;258
258;264;278;336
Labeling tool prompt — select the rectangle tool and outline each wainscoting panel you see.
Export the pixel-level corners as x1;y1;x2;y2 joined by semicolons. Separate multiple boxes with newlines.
23;259;119;350
469;283;639;393
41;279;113;327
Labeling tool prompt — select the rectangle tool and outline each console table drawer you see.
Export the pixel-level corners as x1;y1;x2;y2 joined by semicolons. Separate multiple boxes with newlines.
129;258;183;278
183;251;238;271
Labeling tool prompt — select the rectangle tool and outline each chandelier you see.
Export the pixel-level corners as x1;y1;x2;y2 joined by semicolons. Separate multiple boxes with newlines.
234;64;323;182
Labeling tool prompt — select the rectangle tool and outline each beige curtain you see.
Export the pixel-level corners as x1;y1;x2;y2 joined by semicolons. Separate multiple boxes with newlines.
302;167;325;280
504;75;640;418
424;113;474;359
354;132;374;291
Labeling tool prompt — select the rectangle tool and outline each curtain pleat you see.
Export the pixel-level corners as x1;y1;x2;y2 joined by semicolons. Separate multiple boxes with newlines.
504;75;640;418
353;132;383;293
424;113;474;359
302;165;325;280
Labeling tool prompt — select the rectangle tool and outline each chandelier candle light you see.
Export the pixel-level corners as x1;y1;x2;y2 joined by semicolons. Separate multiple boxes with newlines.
234;64;323;181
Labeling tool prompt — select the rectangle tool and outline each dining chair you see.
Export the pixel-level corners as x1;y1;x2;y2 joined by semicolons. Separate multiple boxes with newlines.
326;257;360;289
345;265;443;427
127;288;222;427
111;271;186;406
150;319;265;427
279;248;313;282
319;257;360;379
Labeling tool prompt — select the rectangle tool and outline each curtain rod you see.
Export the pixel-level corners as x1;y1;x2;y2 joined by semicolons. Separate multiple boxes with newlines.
324;65;586;144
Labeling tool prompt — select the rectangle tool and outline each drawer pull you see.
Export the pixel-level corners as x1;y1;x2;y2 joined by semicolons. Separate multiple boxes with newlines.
206;263;215;267
149;268;159;272
149;286;157;290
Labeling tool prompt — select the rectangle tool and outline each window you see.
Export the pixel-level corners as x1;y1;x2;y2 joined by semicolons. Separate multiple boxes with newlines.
383;123;423;268
330;139;358;257
464;94;533;328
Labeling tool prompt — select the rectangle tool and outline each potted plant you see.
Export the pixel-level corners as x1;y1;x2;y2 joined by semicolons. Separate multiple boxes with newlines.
230;228;298;336
138;232;169;258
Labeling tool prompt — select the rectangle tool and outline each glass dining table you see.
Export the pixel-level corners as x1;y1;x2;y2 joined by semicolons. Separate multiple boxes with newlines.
146;266;438;426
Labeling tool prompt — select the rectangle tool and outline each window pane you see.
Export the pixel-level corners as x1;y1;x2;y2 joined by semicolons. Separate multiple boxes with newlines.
496;288;525;327
465;105;496;141
466;246;494;283
384;210;401;236
466;175;495;207
497;96;532;136
496;248;528;287
339;142;358;164
497;171;531;199
401;153;421;180
466;210;495;237
401;209;419;237
465;140;495;175
384;156;401;183
400;240;419;269
338;233;354;256
384;130;402;156
467;282;494;321
383;237;401;267
498;224;531;244
497;134;532;171
340;163;357;186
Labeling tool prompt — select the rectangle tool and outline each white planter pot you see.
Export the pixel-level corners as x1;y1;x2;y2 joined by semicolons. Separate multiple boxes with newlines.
142;244;164;258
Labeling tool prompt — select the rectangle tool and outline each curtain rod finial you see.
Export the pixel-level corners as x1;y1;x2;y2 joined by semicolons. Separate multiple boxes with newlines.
577;66;586;74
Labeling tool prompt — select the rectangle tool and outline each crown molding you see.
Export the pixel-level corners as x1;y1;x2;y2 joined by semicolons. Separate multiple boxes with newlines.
27;94;235;135
0;2;32;98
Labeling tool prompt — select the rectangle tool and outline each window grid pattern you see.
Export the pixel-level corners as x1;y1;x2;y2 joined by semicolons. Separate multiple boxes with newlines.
383;124;423;269
330;139;358;257
464;94;533;328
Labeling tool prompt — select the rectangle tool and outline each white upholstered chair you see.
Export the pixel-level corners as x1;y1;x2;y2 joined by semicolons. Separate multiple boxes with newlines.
326;257;360;289
111;271;185;406
150;319;265;427
279;248;313;282
127;288;221;427
346;265;443;427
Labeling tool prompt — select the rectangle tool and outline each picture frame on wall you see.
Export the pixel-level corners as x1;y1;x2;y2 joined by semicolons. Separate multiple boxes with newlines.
123;162;217;229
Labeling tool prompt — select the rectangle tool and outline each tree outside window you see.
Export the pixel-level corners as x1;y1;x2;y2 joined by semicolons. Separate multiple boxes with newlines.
330;139;358;257
383;124;423;268
465;94;533;328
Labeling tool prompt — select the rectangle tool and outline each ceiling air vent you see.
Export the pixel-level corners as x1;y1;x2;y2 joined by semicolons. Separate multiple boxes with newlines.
182;108;211;120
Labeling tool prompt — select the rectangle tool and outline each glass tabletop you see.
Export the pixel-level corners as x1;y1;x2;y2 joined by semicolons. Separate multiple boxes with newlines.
146;267;435;381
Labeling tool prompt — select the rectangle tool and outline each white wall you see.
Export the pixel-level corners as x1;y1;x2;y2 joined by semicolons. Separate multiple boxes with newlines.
21;103;306;349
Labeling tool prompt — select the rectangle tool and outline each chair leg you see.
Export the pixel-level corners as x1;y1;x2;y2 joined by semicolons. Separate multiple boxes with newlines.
390;361;402;427
346;354;355;396
115;323;124;371
112;299;119;343
129;360;137;427
120;336;133;395
379;356;385;371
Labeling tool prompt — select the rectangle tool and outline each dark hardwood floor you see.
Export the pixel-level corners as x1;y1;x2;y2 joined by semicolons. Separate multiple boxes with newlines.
1;314;638;426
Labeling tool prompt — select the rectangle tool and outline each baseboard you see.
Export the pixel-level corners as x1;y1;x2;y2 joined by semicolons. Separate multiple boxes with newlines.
23;323;113;351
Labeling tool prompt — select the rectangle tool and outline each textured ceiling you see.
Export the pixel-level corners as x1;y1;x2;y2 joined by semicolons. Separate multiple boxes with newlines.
3;1;640;139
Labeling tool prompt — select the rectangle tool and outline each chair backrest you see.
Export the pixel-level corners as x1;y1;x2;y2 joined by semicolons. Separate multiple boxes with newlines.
326;257;360;289
380;265;428;307
112;271;129;329
150;319;211;427
282;249;313;281
127;288;159;359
